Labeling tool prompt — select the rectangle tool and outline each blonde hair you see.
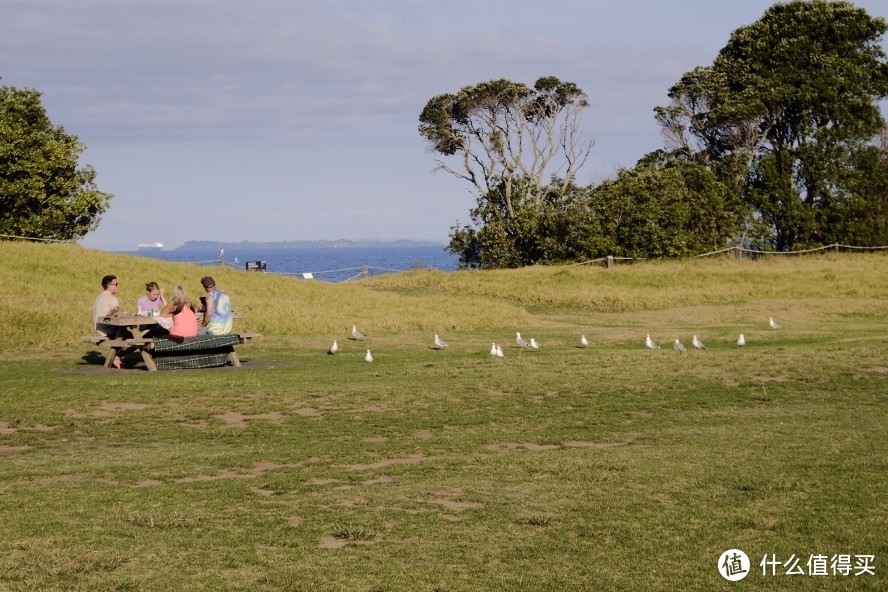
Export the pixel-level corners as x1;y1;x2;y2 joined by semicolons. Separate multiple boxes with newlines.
170;285;194;315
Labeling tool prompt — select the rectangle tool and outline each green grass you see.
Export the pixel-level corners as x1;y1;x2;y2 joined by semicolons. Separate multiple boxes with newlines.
0;241;886;590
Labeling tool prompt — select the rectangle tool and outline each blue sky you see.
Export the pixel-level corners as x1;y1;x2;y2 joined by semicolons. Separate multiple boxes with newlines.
2;0;886;250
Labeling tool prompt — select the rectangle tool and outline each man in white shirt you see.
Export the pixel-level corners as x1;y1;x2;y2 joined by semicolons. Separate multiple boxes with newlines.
92;275;128;368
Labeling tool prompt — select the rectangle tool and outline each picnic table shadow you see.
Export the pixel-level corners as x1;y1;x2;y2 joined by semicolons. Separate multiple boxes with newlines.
78;350;282;372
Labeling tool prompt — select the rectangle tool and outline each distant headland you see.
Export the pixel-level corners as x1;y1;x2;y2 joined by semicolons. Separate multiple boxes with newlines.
175;239;446;251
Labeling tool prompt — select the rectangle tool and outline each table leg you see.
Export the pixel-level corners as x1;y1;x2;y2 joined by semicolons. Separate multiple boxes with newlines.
140;348;157;371
103;347;119;369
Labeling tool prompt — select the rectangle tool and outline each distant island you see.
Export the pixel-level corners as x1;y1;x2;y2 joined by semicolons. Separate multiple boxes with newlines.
175;239;446;251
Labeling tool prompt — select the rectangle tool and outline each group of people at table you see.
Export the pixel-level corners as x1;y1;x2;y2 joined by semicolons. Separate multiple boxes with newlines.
91;275;233;369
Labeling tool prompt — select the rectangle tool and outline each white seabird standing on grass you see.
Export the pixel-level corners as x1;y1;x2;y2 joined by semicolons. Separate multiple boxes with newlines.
645;334;661;349
529;338;540;350
692;335;706;349
769;317;782;329
737;333;746;346
490;343;497;357
364;349;373;363
327;339;338;355
516;332;528;348
434;334;448;349
351;325;365;340
674;339;687;352
580;335;589;347
495;345;504;358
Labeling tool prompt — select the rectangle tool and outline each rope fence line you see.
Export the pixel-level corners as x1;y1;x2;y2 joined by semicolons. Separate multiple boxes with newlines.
4;233;887;279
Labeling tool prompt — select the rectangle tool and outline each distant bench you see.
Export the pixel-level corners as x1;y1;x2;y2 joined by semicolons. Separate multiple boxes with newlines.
82;332;261;371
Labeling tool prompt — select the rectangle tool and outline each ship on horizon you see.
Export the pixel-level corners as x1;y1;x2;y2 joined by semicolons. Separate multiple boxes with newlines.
137;242;164;250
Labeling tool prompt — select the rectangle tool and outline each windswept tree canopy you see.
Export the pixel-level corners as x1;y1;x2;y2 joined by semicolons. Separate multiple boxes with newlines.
654;0;888;250
1;85;113;241
419;76;594;218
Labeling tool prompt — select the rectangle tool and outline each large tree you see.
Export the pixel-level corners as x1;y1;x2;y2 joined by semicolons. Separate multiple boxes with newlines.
654;0;888;250
1;85;113;241
419;77;594;267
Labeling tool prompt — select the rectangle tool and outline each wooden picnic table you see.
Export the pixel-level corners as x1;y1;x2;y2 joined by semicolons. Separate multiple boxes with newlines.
94;314;162;370
85;311;253;371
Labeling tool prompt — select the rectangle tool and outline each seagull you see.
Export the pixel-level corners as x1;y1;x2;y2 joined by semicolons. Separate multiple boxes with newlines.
769;317;782;329
351;325;365;340
495;345;504;358
674;339;687;352
327;339;338;355
364;349;373;363
580;335;589;347
529;338;540;350
737;333;746;346
434;334;448;349
516;332;528;348
692;335;706;349
645;334;661;349
490;342;497;357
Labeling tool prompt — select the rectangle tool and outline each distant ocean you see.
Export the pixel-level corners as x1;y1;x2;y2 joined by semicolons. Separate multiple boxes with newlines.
119;245;459;282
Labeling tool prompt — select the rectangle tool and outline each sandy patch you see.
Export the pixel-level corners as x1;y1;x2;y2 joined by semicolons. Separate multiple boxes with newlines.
414;430;433;440
863;366;888;375
289;515;304;527
294;407;322;417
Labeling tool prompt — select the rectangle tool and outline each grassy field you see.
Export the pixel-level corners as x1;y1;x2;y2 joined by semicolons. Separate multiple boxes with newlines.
0;241;886;590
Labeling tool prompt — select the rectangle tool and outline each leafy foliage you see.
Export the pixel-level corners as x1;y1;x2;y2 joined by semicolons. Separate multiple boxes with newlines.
655;0;888;250
0;85;113;240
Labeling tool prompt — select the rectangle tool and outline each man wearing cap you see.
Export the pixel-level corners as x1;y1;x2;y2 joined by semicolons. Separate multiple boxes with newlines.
198;276;233;335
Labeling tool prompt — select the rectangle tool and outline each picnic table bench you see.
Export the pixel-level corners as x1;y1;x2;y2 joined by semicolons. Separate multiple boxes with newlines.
83;312;260;370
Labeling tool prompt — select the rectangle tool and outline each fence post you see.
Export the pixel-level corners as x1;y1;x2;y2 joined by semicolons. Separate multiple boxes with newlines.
834;242;840;253
362;265;369;279
219;249;225;267
606;256;613;269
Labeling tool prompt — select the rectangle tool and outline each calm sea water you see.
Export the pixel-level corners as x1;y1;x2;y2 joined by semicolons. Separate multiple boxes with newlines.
119;246;459;282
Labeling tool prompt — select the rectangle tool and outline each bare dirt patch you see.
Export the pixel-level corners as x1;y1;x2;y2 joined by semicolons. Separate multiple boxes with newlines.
92;402;151;417
214;411;283;428
485;442;559;452
753;374;790;383
562;440;630;449
36;475;85;485
307;478;340;486
176;461;288;483
414;430;433;440
421;498;484;512
862;366;888;375
134;479;163;488
294;407;322;417
0;445;31;455
361;435;388;443
344;453;431;471
362;475;394;485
